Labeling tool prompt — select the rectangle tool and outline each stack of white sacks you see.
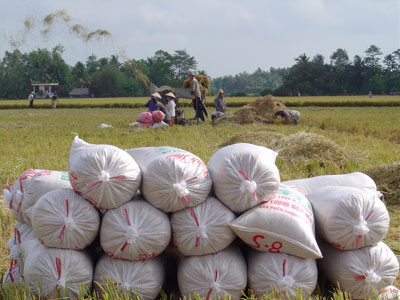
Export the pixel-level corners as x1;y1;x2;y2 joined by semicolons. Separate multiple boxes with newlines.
2;137;399;299
284;174;399;299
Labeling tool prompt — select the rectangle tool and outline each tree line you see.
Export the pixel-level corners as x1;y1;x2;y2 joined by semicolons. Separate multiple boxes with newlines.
1;44;399;99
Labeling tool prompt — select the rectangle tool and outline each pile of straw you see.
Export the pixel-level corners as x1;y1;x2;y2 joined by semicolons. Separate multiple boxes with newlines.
183;75;210;98
366;162;400;205
214;95;286;125
222;130;363;167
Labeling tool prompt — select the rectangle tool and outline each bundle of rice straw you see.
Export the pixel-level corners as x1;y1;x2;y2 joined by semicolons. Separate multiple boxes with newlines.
214;95;286;125
221;130;364;167
366;162;400;205
183;75;210;97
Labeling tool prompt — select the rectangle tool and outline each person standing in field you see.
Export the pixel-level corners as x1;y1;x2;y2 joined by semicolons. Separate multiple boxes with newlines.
188;71;208;122
165;92;176;126
211;89;227;125
28;91;35;108
51;95;58;109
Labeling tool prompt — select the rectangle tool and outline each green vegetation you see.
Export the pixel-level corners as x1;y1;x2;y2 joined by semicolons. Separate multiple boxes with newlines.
2;45;400;99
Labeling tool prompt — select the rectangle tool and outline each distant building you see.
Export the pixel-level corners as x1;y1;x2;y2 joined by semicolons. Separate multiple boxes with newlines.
69;88;90;97
31;82;59;99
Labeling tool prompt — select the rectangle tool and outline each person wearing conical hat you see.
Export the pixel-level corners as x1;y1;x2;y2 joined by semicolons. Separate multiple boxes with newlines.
145;92;162;112
165;92;176;126
211;88;227;125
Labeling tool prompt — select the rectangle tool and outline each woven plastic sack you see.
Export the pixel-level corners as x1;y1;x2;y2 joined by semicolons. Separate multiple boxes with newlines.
8;222;36;261
127;146;212;212
229;184;322;259
23;247;93;299
207;143;280;213
247;250;318;298
178;246;247;299
68;136;142;210
283;172;377;196
136;111;154;126
2;259;22;285
152;110;165;123
100;196;171;261
153;121;169;129
306;186;389;251
29;188;100;250
94;255;165;300
171;196;236;256
21;170;71;225
3;169;46;222
379;286;400;300
318;240;399;299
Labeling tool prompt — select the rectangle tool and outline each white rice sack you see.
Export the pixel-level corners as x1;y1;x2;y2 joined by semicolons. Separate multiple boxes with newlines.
21;170;71;225
29;188;100;250
100;196;171;261
153;121;169;129
3;169;45;222
379;286;400;300
127;146;212;212
283;172;377;195
69;136;141;210
94;255;164;300
178;247;247;300
229;184;322;259
307;186;390;250
23;247;93;299
207;143;280;213
2;259;22;285
8;222;37;261
247;250;318;298
318;240;399;299
171;196;236;256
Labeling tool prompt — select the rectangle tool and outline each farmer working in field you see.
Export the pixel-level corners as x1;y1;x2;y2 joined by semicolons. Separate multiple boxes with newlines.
145;93;161;111
151;92;171;124
188;71;208;123
28;91;35;108
275;109;300;125
211;89;227;125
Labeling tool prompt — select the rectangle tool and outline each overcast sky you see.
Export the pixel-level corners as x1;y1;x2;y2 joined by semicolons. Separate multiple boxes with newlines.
0;0;399;78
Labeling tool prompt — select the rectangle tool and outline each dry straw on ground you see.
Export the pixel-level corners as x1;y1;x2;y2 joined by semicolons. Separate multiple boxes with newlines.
366;162;400;205
222;130;363;167
214;95;286;125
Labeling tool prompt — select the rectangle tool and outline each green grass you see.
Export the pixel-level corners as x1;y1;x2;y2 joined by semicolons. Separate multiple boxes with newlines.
1;95;400;109
0;104;399;297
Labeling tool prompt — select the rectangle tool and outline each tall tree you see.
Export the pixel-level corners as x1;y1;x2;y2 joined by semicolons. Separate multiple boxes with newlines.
172;49;197;84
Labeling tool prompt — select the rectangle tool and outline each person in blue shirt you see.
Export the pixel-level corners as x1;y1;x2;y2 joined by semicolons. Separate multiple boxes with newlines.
145;92;161;111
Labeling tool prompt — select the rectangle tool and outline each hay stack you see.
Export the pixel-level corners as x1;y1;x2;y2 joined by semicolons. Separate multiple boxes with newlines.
183;75;210;97
214;95;286;125
366;162;400;205
221;131;363;167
